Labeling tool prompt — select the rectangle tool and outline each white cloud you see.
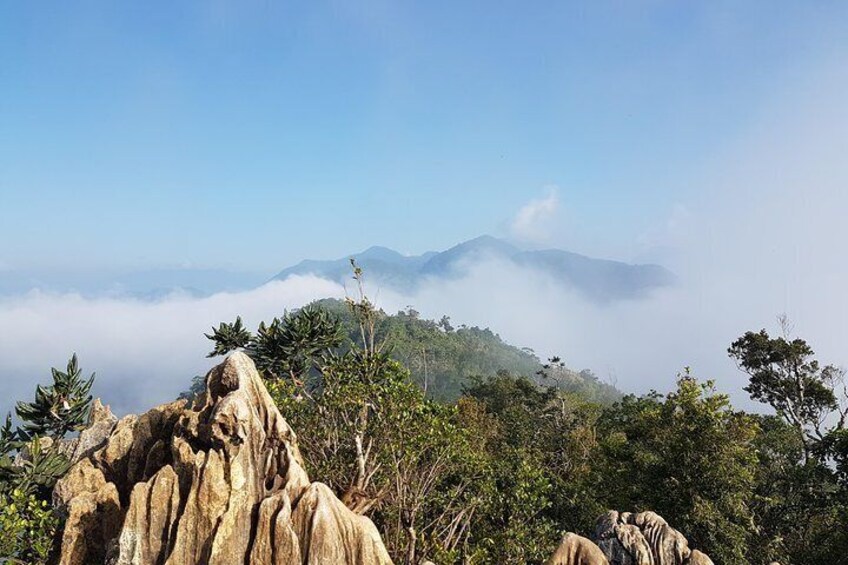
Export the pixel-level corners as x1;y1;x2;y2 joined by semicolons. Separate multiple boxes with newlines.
0;276;344;416
510;186;561;243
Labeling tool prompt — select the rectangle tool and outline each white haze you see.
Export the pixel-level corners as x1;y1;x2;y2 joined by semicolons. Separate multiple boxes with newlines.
0;277;345;416
1;61;846;416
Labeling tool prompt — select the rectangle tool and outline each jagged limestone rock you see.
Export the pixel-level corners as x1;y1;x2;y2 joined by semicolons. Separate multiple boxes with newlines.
685;550;714;565
69;398;118;463
53;459;121;564
13;399;116;470
53;352;393;565
546;532;610;565
546;511;714;565
592;511;710;565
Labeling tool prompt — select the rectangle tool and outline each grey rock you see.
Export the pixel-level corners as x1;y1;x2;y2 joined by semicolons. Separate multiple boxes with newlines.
592;511;711;565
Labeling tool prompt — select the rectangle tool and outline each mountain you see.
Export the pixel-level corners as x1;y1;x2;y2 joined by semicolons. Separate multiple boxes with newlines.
417;235;519;277
272;235;675;302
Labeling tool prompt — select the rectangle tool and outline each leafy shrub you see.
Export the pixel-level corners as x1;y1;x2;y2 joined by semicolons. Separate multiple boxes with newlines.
0;488;60;564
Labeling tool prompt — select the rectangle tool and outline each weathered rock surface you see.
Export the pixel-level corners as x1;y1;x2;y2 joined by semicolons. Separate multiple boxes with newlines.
685;550;714;565
593;511;712;565
13;399;117;470
52;352;393;565
546;511;713;565
546;533;610;565
70;398;119;463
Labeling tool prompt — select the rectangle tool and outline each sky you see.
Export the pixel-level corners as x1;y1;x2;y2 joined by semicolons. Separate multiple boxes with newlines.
2;1;846;273
1;2;847;414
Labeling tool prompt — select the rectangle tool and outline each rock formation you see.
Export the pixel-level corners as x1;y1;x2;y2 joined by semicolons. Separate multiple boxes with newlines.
547;511;713;565
13;399;118;469
593;511;712;565
52;352;393;565
546;533;610;565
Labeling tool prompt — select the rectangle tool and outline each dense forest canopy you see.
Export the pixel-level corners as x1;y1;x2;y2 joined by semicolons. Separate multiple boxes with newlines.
312;297;621;404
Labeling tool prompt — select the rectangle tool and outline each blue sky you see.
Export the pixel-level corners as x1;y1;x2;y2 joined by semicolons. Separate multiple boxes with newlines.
2;1;847;273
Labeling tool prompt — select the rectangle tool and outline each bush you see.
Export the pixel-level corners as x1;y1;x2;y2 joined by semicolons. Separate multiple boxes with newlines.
0;488;60;564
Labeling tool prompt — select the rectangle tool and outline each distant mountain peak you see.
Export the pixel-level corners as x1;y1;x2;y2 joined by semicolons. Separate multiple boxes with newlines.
355;245;407;262
271;235;674;302
451;235;519;254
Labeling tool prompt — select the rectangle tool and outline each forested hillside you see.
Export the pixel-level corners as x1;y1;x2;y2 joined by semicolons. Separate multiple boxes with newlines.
311;297;620;403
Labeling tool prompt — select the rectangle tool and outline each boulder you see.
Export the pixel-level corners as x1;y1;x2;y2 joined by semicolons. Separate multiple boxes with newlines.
53;352;393;565
547;532;610;565
592;511;710;565
685;550;714;565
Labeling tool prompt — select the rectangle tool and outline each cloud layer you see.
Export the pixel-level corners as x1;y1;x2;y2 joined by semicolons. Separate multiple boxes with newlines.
0;277;344;416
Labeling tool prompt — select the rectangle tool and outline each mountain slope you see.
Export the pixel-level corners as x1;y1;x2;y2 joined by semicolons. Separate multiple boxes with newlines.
272;236;674;302
311;298;621;403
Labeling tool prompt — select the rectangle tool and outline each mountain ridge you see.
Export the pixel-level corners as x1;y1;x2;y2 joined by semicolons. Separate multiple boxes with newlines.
273;235;675;302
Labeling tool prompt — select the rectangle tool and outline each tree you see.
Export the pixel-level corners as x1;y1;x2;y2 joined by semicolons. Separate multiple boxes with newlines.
2;356;88;499
205;305;345;384
1;354;95;564
460;373;599;564
728;319;846;462
15;354;94;439
204;316;251;357
748;414;847;564
729;321;848;563
215;264;481;564
598;373;758;564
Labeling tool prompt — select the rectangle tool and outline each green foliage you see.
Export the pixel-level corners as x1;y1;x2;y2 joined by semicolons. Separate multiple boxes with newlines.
0;355;90;563
275;353;478;563
199;294;848;564
206;305;344;382
598;373;758;564
0;355;84;558
9;437;71;499
311;298;620;403
727;322;848;563
229;271;482;563
15;354;94;439
471;450;559;565
824;427;848;486
0;414;18;456
750;415;848;563
729;326;844;458
459;374;604;563
0;488;60;564
204;316;251;357
177;374;206;403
